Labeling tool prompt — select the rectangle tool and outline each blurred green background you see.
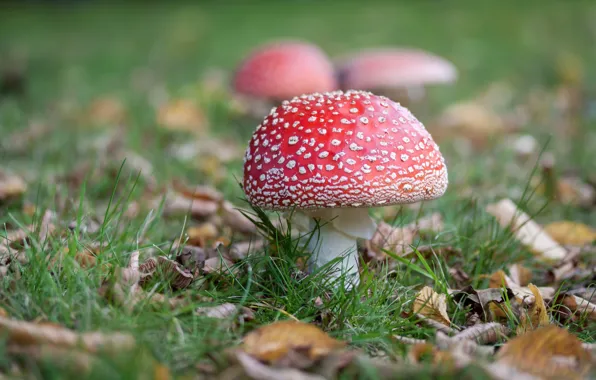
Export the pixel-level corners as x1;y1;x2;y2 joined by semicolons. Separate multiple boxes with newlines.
2;1;596;106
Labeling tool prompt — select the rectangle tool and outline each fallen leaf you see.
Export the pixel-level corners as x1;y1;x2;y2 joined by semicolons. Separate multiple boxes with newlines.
366;221;416;259
508;264;532;287
160;191;219;219
556;177;595;208
156;98;207;133
0;316;135;353
433;101;513;148
234;351;326;380
517;284;550;334
242;320;346;362
203;256;235;275
196;303;254;321
451;322;510;345
138;256;194;290
555;294;596;321
0;170;27;201
452;286;514;322
221;201;257;235
187;223;219;246
496;325;592;379
413;286;452;328
543;221;596;246
86;96;127;126
486;198;567;261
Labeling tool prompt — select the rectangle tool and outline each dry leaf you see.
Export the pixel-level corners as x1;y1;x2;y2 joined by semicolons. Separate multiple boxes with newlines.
203;256;235;275
234;351;326;380
496;325;592;379
86;96;126;126
366;221;416;259
187;223;219;246
221;201;257;235
138;256;193;290
156;98;207;133
195;303;254;321
160;191;219;219
556;294;596;321
543;221;596;246
486;198;567;261
242;320;346;363
451;322;510;344
433;101;510;147
508;264;532;287
0;170;27;201
0;316;135;353
413;286;452;328
452;286;515;322
517;284;550;334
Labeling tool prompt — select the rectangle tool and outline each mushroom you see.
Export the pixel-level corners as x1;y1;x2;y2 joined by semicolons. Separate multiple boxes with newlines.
336;48;457;105
232;40;338;118
242;90;448;288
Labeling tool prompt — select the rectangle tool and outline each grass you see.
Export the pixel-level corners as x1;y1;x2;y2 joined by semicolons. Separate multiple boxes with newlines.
1;1;595;379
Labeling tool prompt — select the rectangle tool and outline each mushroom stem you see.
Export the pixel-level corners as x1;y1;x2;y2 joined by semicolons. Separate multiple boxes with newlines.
294;208;376;289
305;222;360;288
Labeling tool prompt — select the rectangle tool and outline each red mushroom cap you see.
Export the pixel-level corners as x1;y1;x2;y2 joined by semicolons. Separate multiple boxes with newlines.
337;48;457;90
243;90;448;210
233;40;338;100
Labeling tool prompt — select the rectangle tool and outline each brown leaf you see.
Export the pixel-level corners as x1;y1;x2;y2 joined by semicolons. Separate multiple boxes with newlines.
195;303;254;321
0;316;135;353
138;256;193;290
496;325;592;379
86;96;127;126
234;351;326;380
555;294;596;321
156;99;207;134
517;284;550;334
160;191;219;219
543;221;596;246
486;198;567;261
0;170;27;201
452;286;515;322
413;286;452;328
365;221;416;260
242;320;346;363
187;223;219;246
451;322;510;344
508;264;532;287
221;201;257;235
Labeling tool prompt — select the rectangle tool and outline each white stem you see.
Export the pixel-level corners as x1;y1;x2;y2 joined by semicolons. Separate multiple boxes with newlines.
305;221;360;289
292;208;377;290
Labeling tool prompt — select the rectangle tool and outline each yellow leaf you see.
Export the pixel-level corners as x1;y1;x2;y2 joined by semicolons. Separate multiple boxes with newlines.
544;221;596;246
517;284;550;334
242;320;346;362
413;286;451;327
156;99;207;133
486;198;567;261
86;96;127;127
0;171;27;201
497;325;591;379
187;223;218;246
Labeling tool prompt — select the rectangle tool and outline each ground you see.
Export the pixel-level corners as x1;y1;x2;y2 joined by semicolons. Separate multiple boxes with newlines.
0;2;595;379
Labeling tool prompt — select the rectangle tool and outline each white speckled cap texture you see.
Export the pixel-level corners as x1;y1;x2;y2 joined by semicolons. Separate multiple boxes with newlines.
243;90;448;210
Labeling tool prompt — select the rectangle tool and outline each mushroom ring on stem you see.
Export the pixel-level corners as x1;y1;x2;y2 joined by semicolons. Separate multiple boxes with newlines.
242;90;448;289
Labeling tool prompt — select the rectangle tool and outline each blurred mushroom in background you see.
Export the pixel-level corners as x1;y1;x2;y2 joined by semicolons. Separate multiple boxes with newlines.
335;47;457;107
232;40;338;119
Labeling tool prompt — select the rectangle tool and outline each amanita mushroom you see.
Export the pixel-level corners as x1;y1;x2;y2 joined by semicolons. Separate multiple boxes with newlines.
243;90;448;288
233;40;338;118
336;48;457;105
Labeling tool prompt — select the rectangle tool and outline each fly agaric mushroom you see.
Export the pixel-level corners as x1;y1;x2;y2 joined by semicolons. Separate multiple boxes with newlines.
336;48;457;105
243;90;448;288
233;40;338;118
